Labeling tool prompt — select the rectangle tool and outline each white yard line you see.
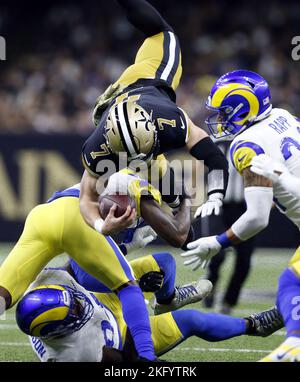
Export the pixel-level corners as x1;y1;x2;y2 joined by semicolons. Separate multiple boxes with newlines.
0;342;30;346
0;324;18;329
172;347;271;353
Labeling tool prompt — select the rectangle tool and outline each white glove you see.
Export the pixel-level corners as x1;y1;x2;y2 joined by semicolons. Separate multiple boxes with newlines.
180;236;222;270
124;226;157;253
194;193;223;218
250;154;288;183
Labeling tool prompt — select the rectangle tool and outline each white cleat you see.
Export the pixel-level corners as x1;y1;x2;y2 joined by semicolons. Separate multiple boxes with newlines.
152;279;213;315
260;337;300;362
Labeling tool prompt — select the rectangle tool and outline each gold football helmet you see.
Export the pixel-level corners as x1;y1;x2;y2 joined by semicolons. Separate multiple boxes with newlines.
105;100;158;163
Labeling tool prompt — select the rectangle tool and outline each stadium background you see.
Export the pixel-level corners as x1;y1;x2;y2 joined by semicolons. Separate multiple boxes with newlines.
0;0;299;362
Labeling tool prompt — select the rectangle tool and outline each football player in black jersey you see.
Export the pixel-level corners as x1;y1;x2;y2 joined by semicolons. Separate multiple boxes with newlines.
80;0;229;237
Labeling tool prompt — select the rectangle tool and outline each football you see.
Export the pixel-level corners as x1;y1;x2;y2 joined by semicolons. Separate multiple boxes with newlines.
99;193;135;219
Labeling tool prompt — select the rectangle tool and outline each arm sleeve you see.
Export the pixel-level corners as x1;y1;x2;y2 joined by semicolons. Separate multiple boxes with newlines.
231;186;273;241
190;137;229;197
117;0;173;36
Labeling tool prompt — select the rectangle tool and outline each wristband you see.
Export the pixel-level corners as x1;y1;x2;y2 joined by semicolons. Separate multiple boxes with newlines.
94;218;104;234
216;232;232;249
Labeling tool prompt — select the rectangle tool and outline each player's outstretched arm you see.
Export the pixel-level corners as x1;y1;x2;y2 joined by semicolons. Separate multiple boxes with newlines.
181;168;273;270
251;154;300;199
117;0;173;36
140;196;192;248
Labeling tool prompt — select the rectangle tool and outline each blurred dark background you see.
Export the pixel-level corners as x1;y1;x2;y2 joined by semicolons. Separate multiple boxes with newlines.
0;0;299;134
0;0;299;245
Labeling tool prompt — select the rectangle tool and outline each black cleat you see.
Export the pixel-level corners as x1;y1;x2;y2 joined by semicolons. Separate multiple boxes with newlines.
245;305;284;337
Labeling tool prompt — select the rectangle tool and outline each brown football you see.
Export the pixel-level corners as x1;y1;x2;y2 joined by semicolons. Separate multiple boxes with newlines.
99;193;135;219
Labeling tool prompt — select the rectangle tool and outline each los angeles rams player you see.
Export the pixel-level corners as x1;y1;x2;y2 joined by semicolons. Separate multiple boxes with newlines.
249;155;300;361
181;70;300;271
0;163;205;361
80;0;229;238
251;154;300;200
16;256;282;362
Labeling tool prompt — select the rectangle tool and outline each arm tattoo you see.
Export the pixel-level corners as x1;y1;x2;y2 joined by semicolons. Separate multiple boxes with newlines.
242;167;273;188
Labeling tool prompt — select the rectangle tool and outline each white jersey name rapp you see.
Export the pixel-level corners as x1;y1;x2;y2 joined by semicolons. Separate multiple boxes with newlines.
234;108;300;228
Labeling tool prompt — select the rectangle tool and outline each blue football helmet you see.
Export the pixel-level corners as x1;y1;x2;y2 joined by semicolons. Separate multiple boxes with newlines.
16;285;94;339
206;70;272;140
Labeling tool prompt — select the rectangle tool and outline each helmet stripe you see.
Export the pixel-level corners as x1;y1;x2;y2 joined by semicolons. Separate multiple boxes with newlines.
117;101;137;157
30;285;66;292
122;101;139;154
211;83;249;108
29;306;69;336
113;103;131;157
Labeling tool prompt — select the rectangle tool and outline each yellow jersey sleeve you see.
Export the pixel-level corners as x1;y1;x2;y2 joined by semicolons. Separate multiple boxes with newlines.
230;140;265;174
119;169;162;217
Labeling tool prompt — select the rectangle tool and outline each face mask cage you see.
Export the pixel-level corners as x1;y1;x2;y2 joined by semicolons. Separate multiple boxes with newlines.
40;286;94;340
205;104;238;140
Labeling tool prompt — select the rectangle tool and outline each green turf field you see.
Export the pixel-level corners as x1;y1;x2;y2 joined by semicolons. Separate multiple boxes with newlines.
0;244;293;362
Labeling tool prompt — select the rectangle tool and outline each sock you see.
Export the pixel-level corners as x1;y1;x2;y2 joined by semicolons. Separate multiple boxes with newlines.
172;309;246;342
118;284;155;360
277;267;300;338
152;252;176;304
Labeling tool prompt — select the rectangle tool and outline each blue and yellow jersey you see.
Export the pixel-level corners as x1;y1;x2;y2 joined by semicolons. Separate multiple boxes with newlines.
230;140;265;174
107;168;162;218
47;169;162;220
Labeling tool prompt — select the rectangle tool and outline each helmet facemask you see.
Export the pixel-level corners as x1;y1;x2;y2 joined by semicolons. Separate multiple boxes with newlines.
205;101;252;141
42;286;94;340
16;285;94;340
206;70;272;140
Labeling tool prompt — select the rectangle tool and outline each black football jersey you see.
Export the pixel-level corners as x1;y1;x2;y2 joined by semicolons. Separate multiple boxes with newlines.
82;83;189;177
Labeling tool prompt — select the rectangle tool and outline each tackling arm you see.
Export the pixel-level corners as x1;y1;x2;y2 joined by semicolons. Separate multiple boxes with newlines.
117;0;173;36
140;197;192;248
181;168;273;270
225;168;273;244
251;154;300;199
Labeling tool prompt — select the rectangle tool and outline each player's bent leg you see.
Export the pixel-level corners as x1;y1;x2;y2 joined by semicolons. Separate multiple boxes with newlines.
171;310;246;343
61;198;135;291
150;310;247;357
130;252;213;314
117;283;155;361
150;312;183;356
0;204;61;308
113;32;182;92
61;199;156;360
68;259;111;293
260;265;300;362
151;252;213;315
